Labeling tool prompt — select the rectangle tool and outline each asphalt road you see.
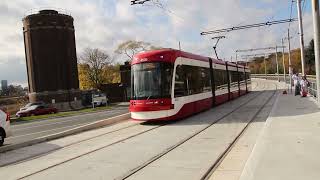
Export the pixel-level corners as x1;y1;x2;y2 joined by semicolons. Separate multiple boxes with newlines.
4;106;129;146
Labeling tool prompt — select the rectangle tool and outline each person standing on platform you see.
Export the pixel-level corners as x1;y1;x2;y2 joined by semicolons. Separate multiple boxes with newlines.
292;73;301;96
300;76;309;97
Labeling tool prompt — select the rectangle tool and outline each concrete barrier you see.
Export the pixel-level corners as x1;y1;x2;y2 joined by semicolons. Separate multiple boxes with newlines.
0;113;130;153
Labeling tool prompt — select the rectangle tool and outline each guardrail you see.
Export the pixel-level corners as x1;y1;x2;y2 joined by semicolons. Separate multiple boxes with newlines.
251;74;317;98
251;74;316;81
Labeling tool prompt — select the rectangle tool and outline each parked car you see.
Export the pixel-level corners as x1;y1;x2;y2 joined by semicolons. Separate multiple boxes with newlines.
19;101;45;111
0;109;12;146
92;93;108;107
16;105;58;117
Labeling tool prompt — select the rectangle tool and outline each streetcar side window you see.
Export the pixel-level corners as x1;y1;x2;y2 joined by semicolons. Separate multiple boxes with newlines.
174;65;212;97
174;65;187;97
246;72;251;83
230;71;238;87
214;69;228;90
239;71;245;85
185;66;211;95
189;66;202;94
201;68;212;92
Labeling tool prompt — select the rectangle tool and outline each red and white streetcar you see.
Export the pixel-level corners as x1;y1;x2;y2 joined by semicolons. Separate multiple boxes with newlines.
129;49;251;121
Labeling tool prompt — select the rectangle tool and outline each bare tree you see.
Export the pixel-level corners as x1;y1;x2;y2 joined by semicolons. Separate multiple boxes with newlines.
80;48;113;89
115;40;161;61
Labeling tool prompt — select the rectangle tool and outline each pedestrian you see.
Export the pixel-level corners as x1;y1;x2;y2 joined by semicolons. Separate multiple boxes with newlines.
292;73;301;96
300;76;309;97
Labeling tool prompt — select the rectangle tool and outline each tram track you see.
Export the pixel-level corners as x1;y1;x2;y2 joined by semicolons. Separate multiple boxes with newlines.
5;79;263;168
200;82;278;180
1;80;268;180
0;122;139;167
16;90;265;180
115;82;276;180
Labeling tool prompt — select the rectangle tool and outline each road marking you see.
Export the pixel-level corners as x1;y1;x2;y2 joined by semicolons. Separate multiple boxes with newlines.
12;110;128;131
12;107;128;128
7;122;92;140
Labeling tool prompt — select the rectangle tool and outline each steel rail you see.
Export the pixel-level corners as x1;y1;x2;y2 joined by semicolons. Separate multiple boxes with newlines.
117;84;270;180
17;82;264;180
201;83;278;180
1;122;139;167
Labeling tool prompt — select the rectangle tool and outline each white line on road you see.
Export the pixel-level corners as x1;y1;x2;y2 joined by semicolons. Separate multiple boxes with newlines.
12;110;127;131
7;122;93;140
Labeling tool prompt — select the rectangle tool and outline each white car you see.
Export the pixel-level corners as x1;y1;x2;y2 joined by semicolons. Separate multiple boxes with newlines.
92;94;108;107
0;109;12;146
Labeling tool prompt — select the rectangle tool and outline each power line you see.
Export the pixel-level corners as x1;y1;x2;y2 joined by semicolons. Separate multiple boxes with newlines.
236;46;285;53
131;0;210;33
238;46;286;81
241;52;274;79
241;53;273;58
302;0;307;16
200;18;297;35
212;36;226;40
131;0;152;5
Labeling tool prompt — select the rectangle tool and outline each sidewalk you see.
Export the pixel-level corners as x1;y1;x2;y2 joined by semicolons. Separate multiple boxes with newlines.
240;90;320;180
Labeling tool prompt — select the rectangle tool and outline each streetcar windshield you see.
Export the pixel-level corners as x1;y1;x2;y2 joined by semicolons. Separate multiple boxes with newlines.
131;62;173;100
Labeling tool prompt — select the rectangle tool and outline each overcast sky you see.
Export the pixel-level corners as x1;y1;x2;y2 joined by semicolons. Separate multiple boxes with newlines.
0;0;314;87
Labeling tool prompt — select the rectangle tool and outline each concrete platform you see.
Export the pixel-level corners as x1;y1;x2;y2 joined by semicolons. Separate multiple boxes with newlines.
239;83;320;180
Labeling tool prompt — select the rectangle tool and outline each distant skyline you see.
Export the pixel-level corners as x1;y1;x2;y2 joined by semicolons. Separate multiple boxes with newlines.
0;0;314;86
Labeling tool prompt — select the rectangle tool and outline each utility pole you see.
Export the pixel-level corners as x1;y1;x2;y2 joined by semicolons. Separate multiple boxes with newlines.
179;41;181;50
282;39;286;83
275;46;280;82
264;54;267;79
235;51;238;62
245;56;248;67
288;29;293;93
297;0;306;75
312;0;320;102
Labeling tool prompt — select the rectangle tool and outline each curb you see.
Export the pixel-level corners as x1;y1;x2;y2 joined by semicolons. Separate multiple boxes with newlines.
0;113;131;153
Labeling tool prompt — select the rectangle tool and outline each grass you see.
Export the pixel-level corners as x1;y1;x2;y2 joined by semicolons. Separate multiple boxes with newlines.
15;105;114;122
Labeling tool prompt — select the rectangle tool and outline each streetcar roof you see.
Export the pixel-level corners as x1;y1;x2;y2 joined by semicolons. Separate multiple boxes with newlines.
132;49;248;69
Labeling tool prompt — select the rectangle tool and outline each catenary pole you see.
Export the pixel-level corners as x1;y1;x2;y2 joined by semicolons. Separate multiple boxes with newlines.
264;54;267;79
312;0;320;102
282;39;286;83
288;29;293;93
236;51;238;62
297;0;306;75
275;46;280;82
246;56;248;66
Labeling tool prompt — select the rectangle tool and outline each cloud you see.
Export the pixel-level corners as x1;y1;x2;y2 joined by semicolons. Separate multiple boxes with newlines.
0;0;314;86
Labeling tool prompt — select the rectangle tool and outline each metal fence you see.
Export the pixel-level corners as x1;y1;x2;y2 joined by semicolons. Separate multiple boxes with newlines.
251;74;317;98
308;81;318;98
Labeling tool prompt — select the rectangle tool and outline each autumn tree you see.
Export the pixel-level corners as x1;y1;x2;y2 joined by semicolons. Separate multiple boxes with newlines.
78;64;93;90
115;40;161;61
79;48;113;90
102;64;121;84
